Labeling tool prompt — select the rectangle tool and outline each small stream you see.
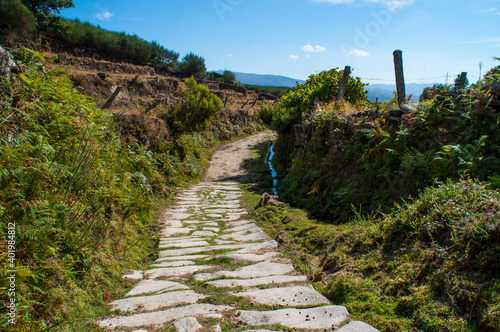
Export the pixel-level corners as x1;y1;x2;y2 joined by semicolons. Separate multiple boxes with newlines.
267;142;278;196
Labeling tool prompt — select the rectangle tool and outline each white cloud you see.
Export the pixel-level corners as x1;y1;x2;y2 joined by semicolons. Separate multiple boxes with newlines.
302;44;327;53
94;9;114;21
312;0;415;10
457;37;500;44
311;0;354;3
289;54;299;60
350;49;370;56
227;54;234;57
306;54;311;58
479;7;497;13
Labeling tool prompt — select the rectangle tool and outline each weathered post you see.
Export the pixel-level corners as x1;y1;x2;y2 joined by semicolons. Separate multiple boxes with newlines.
457;72;468;90
393;50;406;106
251;97;259;108
101;86;123;109
144;99;162;114
241;100;249;108
336;66;351;101
224;95;228;107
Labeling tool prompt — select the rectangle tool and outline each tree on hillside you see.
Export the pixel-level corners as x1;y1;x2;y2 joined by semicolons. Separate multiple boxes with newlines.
151;41;179;72
20;0;74;40
0;0;36;44
178;53;206;78
21;0;74;14
222;70;237;84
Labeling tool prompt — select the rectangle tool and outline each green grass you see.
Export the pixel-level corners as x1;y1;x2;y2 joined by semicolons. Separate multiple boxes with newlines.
239;138;500;332
0;48;266;331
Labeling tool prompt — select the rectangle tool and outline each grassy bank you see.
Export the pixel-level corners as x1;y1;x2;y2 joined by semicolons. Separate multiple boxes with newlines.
240;136;500;332
0;48;264;331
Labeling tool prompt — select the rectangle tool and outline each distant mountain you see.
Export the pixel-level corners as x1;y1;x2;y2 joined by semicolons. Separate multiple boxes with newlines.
213;70;434;102
214;70;305;87
366;83;435;102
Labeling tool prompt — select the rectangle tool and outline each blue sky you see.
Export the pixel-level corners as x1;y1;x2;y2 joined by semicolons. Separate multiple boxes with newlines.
60;0;499;84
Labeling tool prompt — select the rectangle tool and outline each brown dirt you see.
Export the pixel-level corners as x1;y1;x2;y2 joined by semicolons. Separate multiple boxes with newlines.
204;131;276;182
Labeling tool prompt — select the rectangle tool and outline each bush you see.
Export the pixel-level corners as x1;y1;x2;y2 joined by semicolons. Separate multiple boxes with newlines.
161;77;222;140
281;68;368;112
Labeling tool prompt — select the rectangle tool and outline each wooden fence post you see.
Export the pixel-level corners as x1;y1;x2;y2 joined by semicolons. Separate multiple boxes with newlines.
101;86;123;109
144;99;162;114
393;50;406;106
224;95;228;108
336;66;351;101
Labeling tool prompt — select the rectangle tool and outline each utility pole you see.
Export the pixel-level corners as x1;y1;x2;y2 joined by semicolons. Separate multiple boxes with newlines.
479;62;484;83
445;73;449;86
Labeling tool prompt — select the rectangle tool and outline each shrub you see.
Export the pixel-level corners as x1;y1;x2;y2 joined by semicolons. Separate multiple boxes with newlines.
161;77;222;140
281;68;368;112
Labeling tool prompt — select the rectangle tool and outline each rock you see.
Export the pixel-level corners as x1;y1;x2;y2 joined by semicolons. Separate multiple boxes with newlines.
336;321;381;331
233;285;330;307
481;82;500;95
122;270;144;280
258;193;284;207
98;304;231;328
0;45;16;79
97;72;107;80
125;280;189;297
206;275;307;288
145;265;214;279
110;290;206;312
237;306;349;329
217;251;279;262
174;317;203;332
194;261;294;281
400;104;415;114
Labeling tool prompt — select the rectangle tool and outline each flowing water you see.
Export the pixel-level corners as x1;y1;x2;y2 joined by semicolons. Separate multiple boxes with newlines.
267;142;278;196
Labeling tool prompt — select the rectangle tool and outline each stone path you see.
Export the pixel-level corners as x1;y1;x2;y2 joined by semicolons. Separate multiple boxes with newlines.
98;181;379;331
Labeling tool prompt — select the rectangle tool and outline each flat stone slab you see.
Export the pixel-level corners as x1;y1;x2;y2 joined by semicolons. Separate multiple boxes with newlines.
191;231;218;237
155;254;209;262
194;261;294;281
122;271;143;280
158;243;253;257
237;306;350;329
234;285;330;307
224;223;258;232
226;220;253;227
164;212;192;220
160;227;193;237
151;260;196;268
230;241;278;254
220;231;270;242
218;251;279;262
174;316;203;332
126;280;189;297
158;240;210;249
110;290;206;312
98;304;232;328
337;321;381;332
206;275;308;288
214;239;236;245
145;265;214;279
